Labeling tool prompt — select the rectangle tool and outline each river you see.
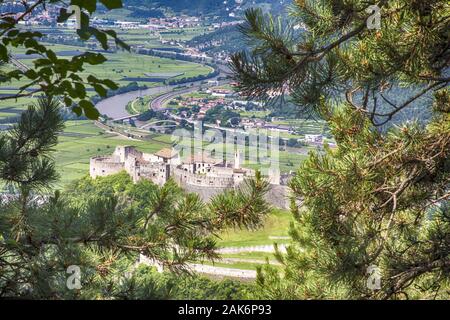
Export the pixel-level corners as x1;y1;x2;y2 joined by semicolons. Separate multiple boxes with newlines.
96;85;171;120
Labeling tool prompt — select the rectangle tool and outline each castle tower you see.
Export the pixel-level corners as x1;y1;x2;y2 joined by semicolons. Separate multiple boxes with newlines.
114;146;133;163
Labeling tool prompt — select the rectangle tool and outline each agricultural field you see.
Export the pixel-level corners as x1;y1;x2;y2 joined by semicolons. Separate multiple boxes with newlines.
274;119;331;136
116;27;211;44
157;27;211;42
1;42;213;121
92;9;138;22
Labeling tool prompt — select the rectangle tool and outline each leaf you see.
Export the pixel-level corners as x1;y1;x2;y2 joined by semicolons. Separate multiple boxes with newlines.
57;8;73;23
104;29;129;51
74;82;86;98
102;79;119;90
7;29;19;37
24;70;38;80
100;0;123;10
83;52;107;65
34;58;51;67
92;29;108;50
64;97;73;107
104;30;117;38
79;100;100;119
85;106;100;120
71;0;97;13
25;49;39;55
93;84;107;98
72;106;82;116
0;44;8;61
115;37;130;51
46;50;58;62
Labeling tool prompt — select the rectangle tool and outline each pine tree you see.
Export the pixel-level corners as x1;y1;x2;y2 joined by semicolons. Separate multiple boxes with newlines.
231;1;449;299
0;97;271;298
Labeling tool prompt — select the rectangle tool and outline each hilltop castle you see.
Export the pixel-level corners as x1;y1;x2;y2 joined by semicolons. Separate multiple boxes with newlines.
90;146;289;208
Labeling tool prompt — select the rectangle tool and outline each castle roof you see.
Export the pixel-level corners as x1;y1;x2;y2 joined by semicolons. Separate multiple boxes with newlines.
155;148;178;159
186;153;218;164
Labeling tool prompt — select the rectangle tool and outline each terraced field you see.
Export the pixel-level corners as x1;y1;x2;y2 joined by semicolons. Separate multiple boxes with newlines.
188;209;293;277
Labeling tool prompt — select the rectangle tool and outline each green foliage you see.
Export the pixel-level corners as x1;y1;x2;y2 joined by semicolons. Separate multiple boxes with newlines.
231;1;450;125
109;265;251;300
0;96;64;190
232;0;450;299
256;109;450;299
203;105;241;127
0;0;128;119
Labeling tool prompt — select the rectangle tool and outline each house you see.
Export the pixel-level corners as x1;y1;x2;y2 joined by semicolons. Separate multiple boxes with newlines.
305;134;324;144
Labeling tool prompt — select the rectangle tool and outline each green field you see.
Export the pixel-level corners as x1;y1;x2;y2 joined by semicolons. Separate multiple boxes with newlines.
1;40;213;121
193;209;293;271
217;209;292;247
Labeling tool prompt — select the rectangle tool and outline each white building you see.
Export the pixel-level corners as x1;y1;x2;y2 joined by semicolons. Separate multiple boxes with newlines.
304;134;324;144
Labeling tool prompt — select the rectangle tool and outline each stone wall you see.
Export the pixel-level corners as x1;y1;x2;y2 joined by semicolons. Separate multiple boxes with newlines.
265;185;290;210
178;182;228;202
174;167;291;209
172;167;236;188
90;157;124;178
138;163;170;186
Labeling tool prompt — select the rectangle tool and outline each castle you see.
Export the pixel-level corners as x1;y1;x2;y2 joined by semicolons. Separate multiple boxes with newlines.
90;146;290;208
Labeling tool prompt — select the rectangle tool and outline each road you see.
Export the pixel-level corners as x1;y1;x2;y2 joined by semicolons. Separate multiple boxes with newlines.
150;85;205;111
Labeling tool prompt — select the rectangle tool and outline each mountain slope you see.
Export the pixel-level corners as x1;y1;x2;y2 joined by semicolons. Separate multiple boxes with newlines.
123;0;287;18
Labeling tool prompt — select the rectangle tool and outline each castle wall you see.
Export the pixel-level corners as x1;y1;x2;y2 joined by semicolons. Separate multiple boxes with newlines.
172;167;290;209
178;183;228;202
211;166;234;176
172;167;235;188
114;146;143;163
90;157;124;178
143;153;160;163
138;163;170;186
265;185;290;210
